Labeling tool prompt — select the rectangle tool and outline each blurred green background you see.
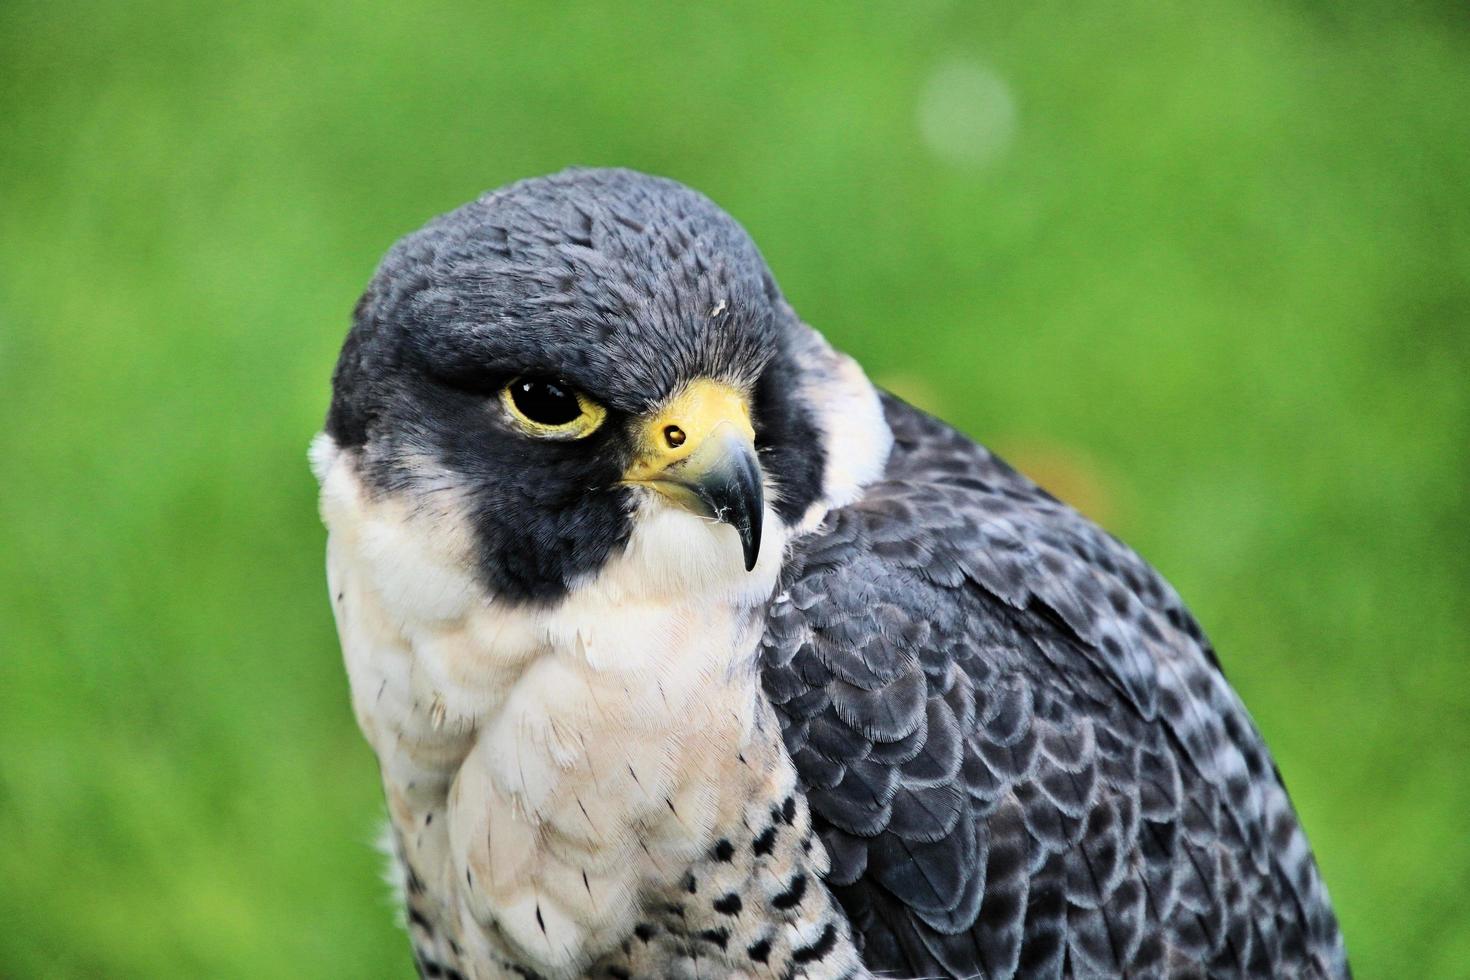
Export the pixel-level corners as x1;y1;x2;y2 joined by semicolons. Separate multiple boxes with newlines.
2;1;1467;976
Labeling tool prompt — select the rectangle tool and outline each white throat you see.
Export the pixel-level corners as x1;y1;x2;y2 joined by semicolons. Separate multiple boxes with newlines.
310;322;890;701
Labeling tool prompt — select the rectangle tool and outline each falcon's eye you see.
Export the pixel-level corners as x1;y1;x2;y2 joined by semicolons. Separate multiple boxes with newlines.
501;377;607;439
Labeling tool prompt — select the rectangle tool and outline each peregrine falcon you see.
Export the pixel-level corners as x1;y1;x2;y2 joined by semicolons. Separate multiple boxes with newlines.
313;168;1347;979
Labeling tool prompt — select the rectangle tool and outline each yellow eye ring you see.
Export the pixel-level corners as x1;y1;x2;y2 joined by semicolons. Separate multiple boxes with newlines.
500;378;607;439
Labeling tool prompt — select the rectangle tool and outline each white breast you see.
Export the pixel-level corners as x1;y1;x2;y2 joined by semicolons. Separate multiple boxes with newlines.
314;435;788;975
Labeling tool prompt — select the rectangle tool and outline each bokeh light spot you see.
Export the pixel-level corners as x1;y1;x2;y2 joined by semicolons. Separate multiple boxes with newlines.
916;58;1018;168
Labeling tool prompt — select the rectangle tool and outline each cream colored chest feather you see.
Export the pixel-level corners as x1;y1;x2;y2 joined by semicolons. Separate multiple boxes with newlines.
321;457;793;974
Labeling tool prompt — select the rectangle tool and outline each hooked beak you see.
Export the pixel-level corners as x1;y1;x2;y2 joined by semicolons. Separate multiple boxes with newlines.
622;380;764;571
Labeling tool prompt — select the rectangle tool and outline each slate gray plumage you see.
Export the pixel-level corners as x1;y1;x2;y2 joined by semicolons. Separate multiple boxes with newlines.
316;167;1348;979
762;398;1348;977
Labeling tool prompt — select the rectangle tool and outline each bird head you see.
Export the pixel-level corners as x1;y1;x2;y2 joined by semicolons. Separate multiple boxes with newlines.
318;168;888;605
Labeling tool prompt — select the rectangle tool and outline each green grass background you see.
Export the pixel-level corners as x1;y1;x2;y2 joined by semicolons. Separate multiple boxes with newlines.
2;1;1467;976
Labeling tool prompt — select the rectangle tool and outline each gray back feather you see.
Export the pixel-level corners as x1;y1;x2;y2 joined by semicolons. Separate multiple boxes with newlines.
762;395;1348;978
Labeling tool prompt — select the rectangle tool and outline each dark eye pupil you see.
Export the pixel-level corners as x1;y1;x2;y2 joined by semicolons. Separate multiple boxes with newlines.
510;379;582;425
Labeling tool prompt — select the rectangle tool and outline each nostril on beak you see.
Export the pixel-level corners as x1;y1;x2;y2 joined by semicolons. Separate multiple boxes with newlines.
664;425;686;449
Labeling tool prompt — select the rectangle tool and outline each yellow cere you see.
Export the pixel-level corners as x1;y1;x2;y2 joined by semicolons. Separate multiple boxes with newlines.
624;380;755;482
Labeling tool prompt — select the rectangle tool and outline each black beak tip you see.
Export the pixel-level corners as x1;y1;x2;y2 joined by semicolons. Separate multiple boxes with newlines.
733;456;764;572
679;432;765;573
697;455;764;572
740;515;762;572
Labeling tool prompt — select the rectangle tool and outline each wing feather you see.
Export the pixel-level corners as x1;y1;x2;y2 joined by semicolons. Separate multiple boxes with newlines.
762;395;1348;978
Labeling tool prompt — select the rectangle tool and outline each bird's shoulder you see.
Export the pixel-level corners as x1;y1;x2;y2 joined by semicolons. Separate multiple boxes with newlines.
759;394;1345;978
